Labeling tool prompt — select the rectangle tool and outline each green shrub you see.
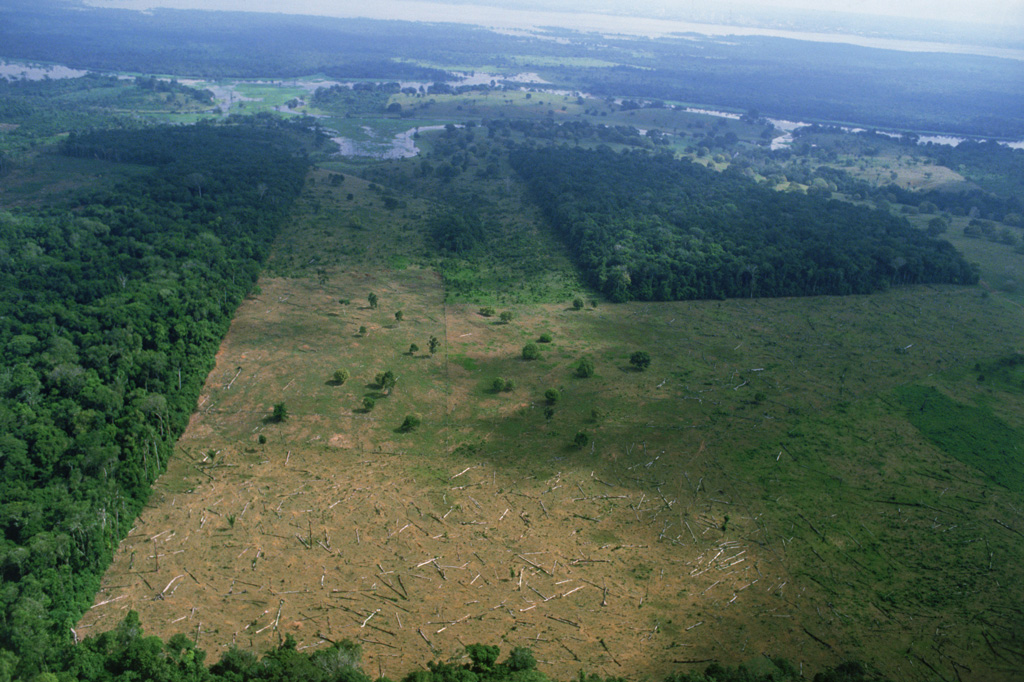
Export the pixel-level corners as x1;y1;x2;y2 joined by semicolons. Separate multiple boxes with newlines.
630;350;651;371
399;414;421;432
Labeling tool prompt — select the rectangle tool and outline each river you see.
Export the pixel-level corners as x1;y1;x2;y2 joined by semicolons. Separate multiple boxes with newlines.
329;101;1024;158
0;60;88;80
329;125;462;160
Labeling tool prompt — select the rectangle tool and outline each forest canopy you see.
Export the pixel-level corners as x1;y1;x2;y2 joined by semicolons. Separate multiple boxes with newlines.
510;146;978;302
0;120;308;677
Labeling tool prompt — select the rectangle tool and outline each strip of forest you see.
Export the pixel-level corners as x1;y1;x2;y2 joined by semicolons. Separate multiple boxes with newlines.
0;120;308;675
510;146;978;302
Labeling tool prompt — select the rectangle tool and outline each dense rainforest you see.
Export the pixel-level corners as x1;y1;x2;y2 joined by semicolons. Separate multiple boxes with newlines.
510;146;978;302
0;120;308;678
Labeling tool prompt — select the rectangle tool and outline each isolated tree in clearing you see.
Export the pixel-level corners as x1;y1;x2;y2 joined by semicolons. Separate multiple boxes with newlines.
630;351;651;371
376;370;397;395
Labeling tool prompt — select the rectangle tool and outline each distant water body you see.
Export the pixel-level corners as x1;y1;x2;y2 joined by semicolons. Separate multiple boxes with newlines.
87;0;1024;61
0;60;88;80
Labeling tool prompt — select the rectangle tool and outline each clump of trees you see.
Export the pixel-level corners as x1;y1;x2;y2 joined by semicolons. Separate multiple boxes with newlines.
630;351;651;371
310;81;398;115
399;413;422;432
430;208;485;253
492;377;515;393
375;370;397;395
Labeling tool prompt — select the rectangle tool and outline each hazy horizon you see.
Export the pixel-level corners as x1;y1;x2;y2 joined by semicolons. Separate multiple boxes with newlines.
82;0;1024;60
85;0;1023;33
85;0;1024;25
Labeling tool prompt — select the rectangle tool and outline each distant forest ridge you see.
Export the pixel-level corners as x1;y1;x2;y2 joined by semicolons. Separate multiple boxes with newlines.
0;1;1022;137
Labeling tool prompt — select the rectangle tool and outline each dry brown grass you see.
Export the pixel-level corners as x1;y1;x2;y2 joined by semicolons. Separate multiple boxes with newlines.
79;262;799;678
81;442;798;678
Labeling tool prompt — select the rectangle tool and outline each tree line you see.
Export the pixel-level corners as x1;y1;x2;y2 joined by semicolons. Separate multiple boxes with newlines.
0;120;308;678
21;609;887;682
510;145;978;302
